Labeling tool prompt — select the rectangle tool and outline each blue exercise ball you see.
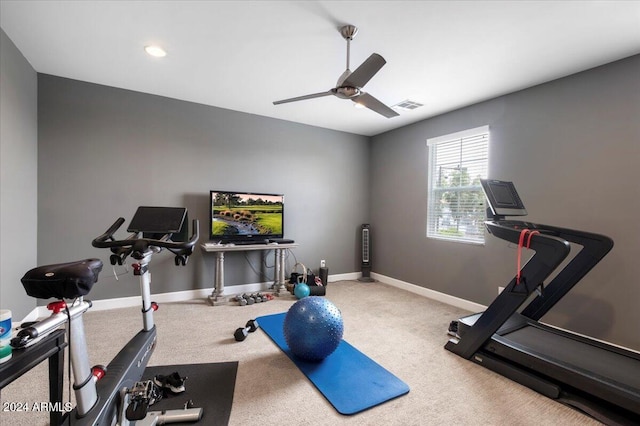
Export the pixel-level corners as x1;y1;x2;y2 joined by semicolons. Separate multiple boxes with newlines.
294;283;310;299
283;297;344;361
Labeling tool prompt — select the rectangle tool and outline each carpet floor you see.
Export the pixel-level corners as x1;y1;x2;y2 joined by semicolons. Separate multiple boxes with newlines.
0;280;599;425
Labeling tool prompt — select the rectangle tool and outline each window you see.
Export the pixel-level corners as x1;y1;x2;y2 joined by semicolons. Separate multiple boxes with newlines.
427;126;489;244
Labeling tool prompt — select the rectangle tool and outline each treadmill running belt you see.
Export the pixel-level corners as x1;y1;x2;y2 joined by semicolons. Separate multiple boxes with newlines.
502;325;640;389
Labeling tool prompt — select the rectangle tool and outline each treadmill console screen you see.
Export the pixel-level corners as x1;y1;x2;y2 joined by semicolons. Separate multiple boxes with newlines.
480;179;527;218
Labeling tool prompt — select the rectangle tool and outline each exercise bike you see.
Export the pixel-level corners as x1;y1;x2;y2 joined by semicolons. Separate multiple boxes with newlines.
11;206;202;425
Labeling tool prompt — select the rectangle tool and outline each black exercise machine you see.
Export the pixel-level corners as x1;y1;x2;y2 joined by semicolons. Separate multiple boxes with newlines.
446;179;640;425
12;206;201;425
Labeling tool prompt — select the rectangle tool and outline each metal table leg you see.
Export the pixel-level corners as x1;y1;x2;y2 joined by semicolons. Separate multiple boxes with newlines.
208;251;227;305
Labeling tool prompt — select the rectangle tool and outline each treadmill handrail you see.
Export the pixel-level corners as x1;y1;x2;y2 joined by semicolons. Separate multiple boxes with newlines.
445;220;571;359
515;222;614;320
482;219;614;320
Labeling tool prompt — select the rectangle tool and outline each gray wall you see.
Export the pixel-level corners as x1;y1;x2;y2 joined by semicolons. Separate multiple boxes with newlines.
37;75;370;301
370;55;640;350
4;30;638;352
0;29;37;320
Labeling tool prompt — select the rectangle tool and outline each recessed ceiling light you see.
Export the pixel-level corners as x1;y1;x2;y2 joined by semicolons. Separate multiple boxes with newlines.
144;45;167;58
353;102;366;109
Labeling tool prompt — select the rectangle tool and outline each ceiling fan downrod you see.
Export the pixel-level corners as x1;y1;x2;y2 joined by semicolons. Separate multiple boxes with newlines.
340;25;358;71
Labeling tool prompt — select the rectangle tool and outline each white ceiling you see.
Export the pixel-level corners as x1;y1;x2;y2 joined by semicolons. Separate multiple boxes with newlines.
2;1;639;137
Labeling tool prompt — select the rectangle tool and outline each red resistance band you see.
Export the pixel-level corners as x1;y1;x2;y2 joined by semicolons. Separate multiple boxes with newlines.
516;229;540;285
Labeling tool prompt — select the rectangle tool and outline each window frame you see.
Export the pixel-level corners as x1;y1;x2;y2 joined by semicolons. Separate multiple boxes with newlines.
426;125;489;245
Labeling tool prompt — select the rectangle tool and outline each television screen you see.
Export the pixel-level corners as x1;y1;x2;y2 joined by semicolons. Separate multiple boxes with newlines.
209;191;284;242
480;179;527;218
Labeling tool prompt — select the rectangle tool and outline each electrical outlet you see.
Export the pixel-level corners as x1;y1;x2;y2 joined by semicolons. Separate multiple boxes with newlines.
320;259;326;268
498;286;505;294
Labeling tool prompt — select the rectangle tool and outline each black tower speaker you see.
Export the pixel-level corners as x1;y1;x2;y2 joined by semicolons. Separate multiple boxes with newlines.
358;224;374;282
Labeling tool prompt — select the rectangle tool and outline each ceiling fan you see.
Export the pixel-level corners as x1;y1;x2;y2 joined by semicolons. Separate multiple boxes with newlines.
273;25;399;118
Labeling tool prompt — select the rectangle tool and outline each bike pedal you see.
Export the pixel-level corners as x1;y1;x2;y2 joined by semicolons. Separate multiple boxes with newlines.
125;380;162;420
126;399;149;421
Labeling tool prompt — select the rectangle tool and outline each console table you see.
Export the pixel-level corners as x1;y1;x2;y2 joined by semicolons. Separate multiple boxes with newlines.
0;328;66;425
201;242;298;305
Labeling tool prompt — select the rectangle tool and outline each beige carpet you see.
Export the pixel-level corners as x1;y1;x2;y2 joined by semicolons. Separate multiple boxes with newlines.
0;280;599;425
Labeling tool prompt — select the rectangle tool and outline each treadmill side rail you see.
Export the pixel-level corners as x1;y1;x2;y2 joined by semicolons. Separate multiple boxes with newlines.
470;351;561;398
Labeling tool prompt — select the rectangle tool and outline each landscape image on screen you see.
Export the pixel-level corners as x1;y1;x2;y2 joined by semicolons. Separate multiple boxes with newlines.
211;192;283;239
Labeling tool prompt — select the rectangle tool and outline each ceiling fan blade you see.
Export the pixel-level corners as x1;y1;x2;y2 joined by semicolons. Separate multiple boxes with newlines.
342;53;386;88
273;91;333;105
353;92;399;118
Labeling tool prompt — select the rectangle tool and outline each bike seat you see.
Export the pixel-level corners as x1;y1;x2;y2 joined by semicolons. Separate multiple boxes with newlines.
21;259;103;300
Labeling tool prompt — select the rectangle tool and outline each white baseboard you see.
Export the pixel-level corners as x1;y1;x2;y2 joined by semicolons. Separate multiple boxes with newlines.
327;272;360;282
24;274;346;319
27;290;208;318
28;282;270;318
370;272;486;313
23;272;484;320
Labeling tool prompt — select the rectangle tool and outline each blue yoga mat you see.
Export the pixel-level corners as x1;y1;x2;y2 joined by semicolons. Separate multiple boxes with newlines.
256;312;410;415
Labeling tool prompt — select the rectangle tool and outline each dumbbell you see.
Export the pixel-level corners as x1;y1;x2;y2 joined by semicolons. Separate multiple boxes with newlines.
234;319;259;342
236;293;255;305
252;292;268;303
234;295;249;306
244;293;259;304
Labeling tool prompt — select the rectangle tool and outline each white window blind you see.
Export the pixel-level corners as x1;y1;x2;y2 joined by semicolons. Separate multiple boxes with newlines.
427;126;489;244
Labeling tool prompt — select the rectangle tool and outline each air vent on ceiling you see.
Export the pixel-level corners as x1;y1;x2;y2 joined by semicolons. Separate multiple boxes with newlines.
393;100;424;111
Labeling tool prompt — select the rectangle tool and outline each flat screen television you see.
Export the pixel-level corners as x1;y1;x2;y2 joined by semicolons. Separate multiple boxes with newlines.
209;190;284;243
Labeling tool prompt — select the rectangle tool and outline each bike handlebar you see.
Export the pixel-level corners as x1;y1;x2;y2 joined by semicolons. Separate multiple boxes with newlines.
92;217;200;263
92;217;127;247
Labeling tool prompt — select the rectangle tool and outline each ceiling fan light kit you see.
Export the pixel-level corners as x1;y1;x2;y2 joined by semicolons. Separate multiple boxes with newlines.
144;45;167;58
273;25;399;119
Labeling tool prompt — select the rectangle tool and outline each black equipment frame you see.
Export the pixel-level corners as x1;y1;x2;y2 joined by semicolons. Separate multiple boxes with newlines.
446;219;640;424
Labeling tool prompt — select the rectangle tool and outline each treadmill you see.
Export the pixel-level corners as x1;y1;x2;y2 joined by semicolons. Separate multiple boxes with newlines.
445;179;640;425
